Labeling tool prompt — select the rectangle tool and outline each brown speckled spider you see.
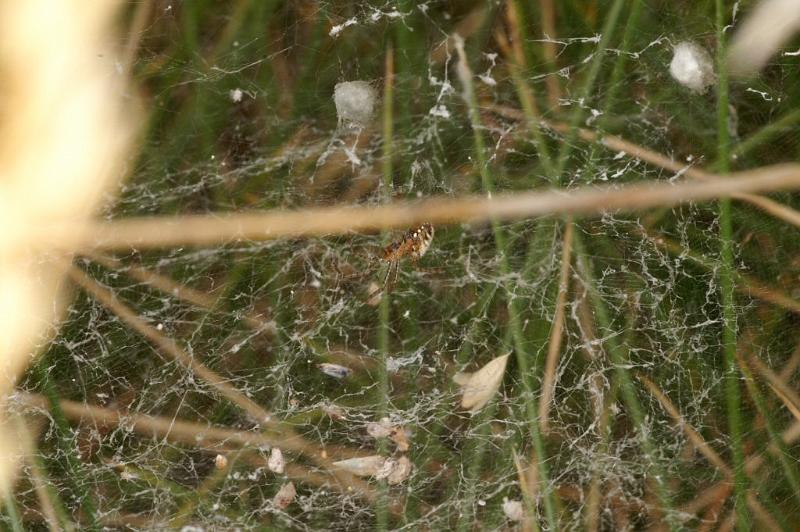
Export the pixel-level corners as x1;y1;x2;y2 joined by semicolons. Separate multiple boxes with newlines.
368;223;434;299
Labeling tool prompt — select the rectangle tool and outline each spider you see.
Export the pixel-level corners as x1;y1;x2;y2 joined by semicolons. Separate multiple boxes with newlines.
368;222;434;300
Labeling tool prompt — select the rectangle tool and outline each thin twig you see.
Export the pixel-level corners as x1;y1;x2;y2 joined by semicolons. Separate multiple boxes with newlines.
638;376;782;526
67;265;274;426
778;340;800;382
745;353;800;423
537;0;561;108
15;418;66;532
498;2;554;174
638;375;731;475
87;253;276;336
489;104;800;231
430;5;489;64
31;163;800;252
17;393;376;502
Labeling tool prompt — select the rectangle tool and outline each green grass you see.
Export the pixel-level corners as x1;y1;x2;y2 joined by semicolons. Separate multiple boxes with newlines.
6;1;800;530
715;1;748;529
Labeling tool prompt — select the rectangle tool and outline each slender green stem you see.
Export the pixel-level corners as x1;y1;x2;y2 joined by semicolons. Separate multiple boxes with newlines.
555;0;627;178
35;364;99;530
3;493;24;532
572;233;677;528
457;404;499;532
599;0;644;120
715;1;748;529
375;45;395;532
732;108;800;161
456;37;558;530
739;361;800;508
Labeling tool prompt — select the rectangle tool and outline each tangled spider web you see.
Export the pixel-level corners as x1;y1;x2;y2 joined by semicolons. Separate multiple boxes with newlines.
7;1;800;530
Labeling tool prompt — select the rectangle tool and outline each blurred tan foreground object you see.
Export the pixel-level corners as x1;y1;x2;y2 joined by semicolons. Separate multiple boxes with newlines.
728;0;800;76
0;0;135;497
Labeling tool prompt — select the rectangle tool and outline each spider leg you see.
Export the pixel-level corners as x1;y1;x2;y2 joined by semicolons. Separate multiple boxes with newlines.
366;260;394;301
386;260;399;294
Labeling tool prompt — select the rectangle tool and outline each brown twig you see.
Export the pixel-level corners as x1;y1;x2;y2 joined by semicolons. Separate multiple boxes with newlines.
65;265;379;497
430;5;490;64
32;163;800;252
67;264;274;426
15;417;66;532
743;351;800;423
17;393;376;502
779;340;800;383
638;375;731;475
641;230;800;316
87;253;276;336
696;484;728;532
638;375;783;527
488;103;800;231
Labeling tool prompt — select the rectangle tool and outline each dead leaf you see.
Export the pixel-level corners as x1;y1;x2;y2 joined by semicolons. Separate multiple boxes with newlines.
333;455;412;484
268;447;284;474
387;456;412;485
366;418;393;439
453;353;510;412
390;428;410;452
502;497;524;521
332;455;385;477
367;418;411;452
273;481;296;509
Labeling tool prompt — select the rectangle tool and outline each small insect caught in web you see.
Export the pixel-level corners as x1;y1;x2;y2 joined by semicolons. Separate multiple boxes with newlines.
367;223;434;303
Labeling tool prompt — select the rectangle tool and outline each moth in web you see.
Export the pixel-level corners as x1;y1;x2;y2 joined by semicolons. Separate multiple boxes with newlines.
368;223;434;301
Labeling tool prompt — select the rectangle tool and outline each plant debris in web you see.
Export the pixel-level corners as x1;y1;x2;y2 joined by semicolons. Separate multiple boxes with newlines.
453;353;510;413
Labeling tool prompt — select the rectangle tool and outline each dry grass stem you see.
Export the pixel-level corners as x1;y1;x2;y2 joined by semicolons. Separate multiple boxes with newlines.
686;420;800;515
15;418;63;532
727;0;800;77
746;490;783;530
779;340;800;382
642;231;800;316
29;163;800;252
501;3;545;123
17;393;376;501
746;420;800;475
638;375;732;475
680;482;732;516
696;487;728;532
430;5;489;64
121;0;153;74
489;104;800;231
537;0;561;108
638;375;783;525
0;0;135;496
744;351;800;423
512;450;537;532
539;220;573;433
67;265;275;425
88;254;276;336
65;268;372;491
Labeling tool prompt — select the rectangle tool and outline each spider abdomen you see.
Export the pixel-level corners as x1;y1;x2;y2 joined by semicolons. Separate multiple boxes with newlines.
381;223;434;262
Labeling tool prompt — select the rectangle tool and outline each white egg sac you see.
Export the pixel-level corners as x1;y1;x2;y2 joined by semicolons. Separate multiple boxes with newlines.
669;41;716;94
